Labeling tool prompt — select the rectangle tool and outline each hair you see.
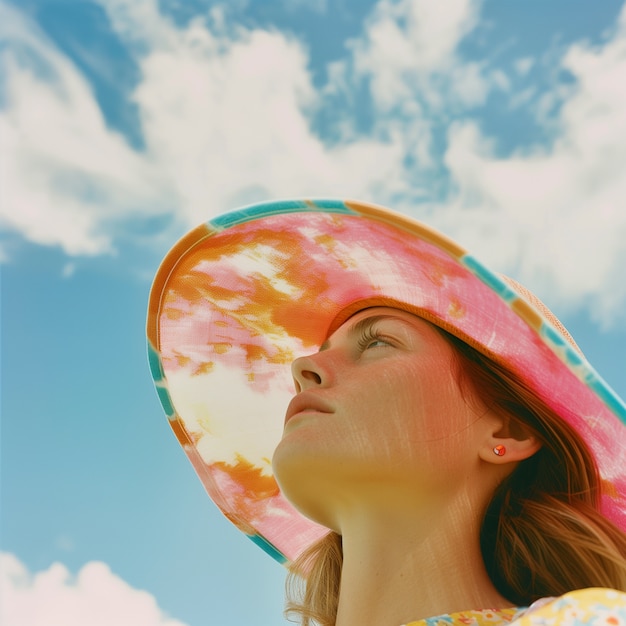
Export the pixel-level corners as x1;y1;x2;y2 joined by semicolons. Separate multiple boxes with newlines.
284;326;626;626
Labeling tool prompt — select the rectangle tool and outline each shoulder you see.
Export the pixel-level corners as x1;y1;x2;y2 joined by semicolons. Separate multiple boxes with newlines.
512;588;626;625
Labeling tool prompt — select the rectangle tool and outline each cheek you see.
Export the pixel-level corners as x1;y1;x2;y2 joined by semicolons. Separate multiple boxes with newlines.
385;358;476;444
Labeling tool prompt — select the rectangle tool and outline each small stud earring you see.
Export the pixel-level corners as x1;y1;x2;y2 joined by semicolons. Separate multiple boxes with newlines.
493;444;506;457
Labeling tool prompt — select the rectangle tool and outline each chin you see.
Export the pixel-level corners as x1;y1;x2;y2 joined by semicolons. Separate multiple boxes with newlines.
272;442;340;531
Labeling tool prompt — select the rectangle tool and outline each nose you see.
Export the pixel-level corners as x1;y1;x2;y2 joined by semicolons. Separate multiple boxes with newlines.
291;353;327;393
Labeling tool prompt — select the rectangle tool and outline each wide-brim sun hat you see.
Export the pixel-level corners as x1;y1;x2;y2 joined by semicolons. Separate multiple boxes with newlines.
147;198;626;565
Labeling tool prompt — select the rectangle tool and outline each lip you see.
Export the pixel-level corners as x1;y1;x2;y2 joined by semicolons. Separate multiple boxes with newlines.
284;391;334;425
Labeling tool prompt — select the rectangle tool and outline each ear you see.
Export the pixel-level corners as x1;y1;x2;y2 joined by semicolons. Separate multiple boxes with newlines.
478;417;542;464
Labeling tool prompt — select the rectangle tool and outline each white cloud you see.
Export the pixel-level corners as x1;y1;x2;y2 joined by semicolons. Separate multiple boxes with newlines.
322;0;501;172
346;0;493;111
0;0;486;254
0;553;187;626
1;0;408;253
0;1;174;256
102;0;409;224
2;0;626;324
436;4;626;326
514;56;534;75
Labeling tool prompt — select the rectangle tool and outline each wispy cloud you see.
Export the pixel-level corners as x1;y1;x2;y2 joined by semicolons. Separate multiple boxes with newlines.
0;553;187;626
0;0;405;255
1;0;626;324
0;1;173;256
347;0;493;111
98;0;411;220
437;4;626;326
514;56;534;76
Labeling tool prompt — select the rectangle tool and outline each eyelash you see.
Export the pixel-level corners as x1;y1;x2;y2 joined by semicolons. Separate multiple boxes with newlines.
356;328;392;351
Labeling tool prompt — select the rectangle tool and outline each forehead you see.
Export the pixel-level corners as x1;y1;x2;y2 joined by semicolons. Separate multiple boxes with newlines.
337;306;427;330
322;306;435;348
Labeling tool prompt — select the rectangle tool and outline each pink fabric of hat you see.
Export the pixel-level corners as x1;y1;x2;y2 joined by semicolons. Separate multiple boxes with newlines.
146;198;626;565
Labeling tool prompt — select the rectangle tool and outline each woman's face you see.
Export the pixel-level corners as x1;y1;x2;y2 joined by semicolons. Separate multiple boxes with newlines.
272;306;498;529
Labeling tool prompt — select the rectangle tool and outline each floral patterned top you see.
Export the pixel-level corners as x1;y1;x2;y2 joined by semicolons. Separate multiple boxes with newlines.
403;588;626;626
403;607;524;626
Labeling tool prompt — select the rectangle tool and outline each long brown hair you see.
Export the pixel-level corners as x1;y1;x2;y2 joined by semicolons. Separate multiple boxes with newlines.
284;327;626;625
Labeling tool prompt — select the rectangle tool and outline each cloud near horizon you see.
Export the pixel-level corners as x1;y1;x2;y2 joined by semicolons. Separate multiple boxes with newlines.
1;0;626;325
0;553;188;626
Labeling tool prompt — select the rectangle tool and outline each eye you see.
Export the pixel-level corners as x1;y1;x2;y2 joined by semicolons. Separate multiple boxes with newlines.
356;328;393;351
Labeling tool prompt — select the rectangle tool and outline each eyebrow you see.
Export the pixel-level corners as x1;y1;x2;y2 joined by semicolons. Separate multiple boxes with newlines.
318;314;401;352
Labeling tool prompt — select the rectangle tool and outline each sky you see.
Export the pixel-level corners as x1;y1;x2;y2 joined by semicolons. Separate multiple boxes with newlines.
2;0;626;624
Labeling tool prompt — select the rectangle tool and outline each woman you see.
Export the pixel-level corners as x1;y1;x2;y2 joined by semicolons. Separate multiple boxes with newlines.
147;199;626;625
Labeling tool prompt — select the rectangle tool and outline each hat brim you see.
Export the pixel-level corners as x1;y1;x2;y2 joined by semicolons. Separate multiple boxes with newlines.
147;198;626;564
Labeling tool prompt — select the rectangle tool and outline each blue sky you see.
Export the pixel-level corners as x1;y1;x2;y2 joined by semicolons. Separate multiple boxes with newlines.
2;0;626;624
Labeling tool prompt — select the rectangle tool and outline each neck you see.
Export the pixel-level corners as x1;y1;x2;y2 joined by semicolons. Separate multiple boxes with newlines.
334;487;514;626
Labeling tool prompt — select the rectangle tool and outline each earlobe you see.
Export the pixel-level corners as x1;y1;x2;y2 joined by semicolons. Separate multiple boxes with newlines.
480;434;541;464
